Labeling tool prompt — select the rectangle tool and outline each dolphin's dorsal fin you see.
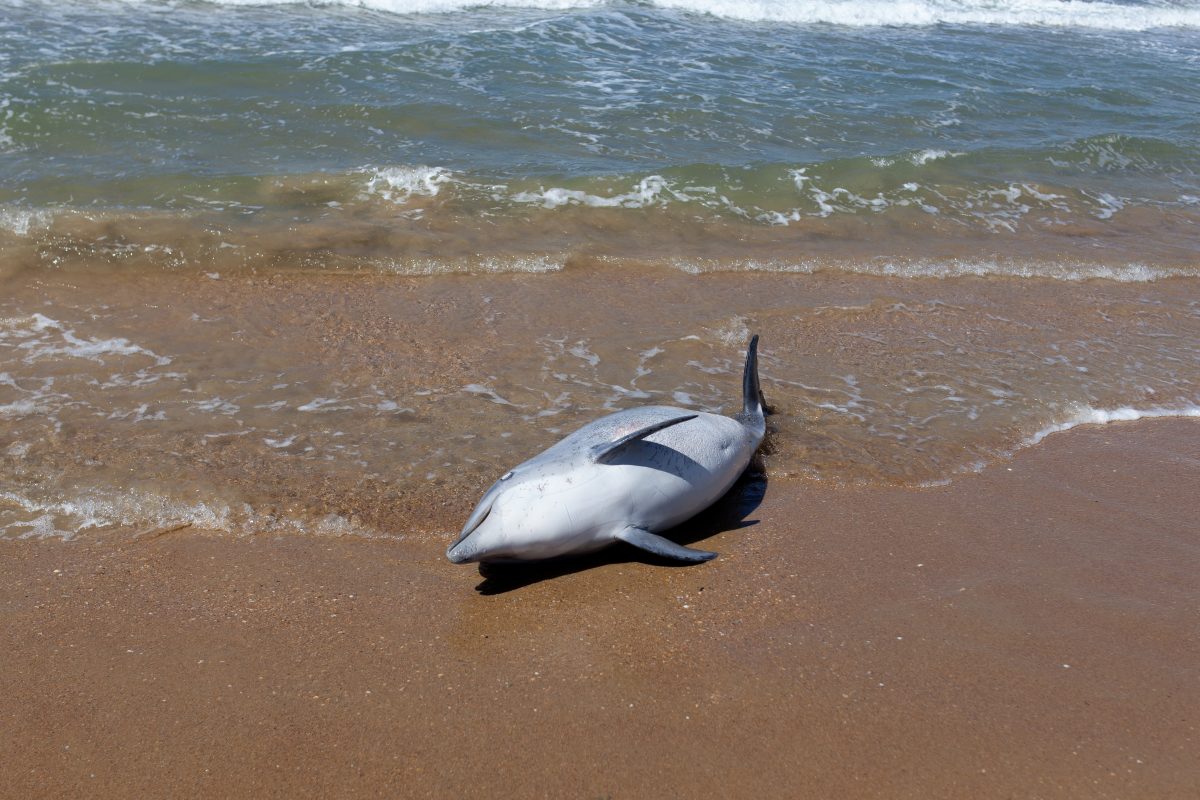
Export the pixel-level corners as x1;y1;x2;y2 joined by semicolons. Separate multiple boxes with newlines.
742;334;764;418
588;414;698;463
615;525;717;563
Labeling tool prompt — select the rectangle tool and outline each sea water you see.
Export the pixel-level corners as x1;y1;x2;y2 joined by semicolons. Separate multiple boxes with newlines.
1;0;1198;539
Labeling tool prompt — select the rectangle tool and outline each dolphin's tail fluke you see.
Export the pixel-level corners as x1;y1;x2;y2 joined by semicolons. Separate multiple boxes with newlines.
742;334;766;418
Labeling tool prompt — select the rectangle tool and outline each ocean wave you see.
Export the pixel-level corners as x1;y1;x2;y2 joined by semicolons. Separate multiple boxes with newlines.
158;0;610;11
138;0;1200;30
3;147;1199;278
5;132;1198;227
649;0;1200;29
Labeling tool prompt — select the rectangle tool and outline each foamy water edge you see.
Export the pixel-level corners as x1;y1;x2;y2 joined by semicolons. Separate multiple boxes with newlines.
106;0;1200;31
1024;404;1200;446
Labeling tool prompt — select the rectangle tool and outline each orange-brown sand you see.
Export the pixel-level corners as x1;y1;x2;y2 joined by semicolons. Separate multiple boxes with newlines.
3;418;1198;799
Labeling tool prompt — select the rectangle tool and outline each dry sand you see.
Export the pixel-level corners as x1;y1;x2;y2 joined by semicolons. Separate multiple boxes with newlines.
3;418;1198;799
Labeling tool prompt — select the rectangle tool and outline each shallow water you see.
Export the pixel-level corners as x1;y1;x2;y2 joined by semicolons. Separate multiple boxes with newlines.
2;268;1198;541
1;0;1198;541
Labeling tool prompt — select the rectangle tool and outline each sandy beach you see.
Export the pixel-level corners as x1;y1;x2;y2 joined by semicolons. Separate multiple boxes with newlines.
5;417;1197;799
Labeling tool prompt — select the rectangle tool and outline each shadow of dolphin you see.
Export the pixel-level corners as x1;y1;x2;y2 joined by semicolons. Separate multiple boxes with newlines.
473;465;768;595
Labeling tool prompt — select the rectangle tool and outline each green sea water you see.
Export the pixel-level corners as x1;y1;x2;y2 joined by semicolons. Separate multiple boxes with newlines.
2;0;1199;275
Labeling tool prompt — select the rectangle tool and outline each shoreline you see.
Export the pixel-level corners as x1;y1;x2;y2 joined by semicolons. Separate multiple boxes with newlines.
4;416;1198;798
5;267;1200;543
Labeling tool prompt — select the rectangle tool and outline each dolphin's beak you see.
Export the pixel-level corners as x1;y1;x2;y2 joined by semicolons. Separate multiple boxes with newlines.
448;480;504;564
447;511;485;563
446;539;477;564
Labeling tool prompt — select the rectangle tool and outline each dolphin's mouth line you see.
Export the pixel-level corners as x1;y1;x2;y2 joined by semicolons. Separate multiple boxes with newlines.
449;503;490;550
451;478;506;550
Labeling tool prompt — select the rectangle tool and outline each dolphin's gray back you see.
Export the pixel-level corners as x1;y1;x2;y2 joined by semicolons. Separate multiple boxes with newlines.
535;336;768;468
535;406;696;464
527;403;757;489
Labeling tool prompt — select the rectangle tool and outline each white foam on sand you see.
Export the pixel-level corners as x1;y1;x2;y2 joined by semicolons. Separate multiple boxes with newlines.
674;258;1192;283
0;487;395;541
382;255;565;275
913;404;1200;488
1024;404;1200;447
3;313;172;366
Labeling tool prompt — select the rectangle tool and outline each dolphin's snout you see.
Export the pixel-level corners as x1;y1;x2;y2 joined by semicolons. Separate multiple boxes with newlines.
448;506;493;564
446;540;477;564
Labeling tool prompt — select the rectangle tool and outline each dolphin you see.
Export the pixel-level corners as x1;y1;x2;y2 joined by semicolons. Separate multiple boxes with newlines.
446;335;767;565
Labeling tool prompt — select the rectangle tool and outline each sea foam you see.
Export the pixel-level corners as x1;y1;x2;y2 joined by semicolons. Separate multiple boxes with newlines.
164;0;1200;30
1025;405;1200;446
0;486;392;541
675;258;1192;283
649;0;1200;29
0;207;53;237
512;175;667;209
364;166;452;203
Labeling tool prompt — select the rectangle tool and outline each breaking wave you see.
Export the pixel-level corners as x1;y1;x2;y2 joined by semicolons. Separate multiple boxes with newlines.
134;0;1200;31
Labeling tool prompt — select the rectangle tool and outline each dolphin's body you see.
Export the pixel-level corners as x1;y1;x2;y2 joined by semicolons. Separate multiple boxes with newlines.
446;336;767;565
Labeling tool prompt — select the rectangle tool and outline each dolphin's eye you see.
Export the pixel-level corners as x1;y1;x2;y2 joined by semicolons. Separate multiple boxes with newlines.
500;471;513;480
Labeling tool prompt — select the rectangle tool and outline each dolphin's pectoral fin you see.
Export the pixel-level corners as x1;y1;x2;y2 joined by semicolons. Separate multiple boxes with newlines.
589;414;699;463
614;526;717;563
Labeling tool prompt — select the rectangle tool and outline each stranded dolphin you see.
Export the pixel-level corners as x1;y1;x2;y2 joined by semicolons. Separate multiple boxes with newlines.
446;335;767;565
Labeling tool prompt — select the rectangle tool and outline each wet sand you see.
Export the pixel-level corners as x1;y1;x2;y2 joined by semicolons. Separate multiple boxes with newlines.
5;267;1200;543
4;417;1197;799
